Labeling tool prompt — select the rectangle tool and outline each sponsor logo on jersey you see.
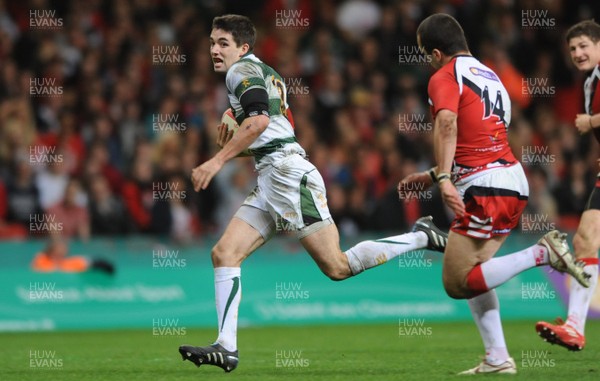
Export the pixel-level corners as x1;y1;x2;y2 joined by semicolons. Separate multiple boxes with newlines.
469;67;499;82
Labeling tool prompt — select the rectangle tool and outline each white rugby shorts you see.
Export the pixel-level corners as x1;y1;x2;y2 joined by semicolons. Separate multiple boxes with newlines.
234;153;331;240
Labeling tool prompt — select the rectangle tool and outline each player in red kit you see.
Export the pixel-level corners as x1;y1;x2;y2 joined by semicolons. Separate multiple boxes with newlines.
400;13;591;374
536;20;600;352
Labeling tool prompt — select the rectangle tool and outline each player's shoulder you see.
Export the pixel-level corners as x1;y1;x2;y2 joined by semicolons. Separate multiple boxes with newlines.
454;56;501;84
430;60;458;84
226;54;272;96
227;54;264;79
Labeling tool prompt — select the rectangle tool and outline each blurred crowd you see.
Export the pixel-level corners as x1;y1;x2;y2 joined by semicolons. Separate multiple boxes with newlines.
1;0;599;241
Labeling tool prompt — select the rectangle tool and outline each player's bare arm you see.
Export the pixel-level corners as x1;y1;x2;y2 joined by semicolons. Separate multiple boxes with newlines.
433;109;465;216
398;166;439;203
397;171;433;197
217;114;268;161
216;123;253;158
192;115;268;191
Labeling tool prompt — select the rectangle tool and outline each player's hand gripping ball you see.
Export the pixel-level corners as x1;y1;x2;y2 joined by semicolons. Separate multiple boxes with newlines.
221;108;239;134
218;108;250;155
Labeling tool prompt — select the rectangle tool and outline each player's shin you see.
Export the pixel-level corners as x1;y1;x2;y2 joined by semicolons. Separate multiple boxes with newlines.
344;231;428;275
214;267;241;351
468;290;509;365
567;258;599;333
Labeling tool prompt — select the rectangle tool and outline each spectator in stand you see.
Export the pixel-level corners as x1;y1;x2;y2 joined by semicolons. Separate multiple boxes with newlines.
523;166;558;226
118;102;145;164
87;115;122;170
1;0;599;237
326;182;358;236
35;153;69;211
213;160;255;233
88;175;132;235
121;157;154;233
31;236;114;274
31;237;88;273
56;109;86;174
85;141;123;193
0;178;28;238
5;153;43;227
46;177;90;241
150;173;199;242
0;97;37;171
154;133;183;177
553;157;594;217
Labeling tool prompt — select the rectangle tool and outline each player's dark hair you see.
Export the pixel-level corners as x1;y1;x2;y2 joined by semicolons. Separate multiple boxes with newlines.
212;14;256;50
566;20;600;43
417;13;469;56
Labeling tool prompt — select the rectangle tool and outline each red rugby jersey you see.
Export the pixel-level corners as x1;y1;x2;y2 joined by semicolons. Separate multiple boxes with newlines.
428;55;516;168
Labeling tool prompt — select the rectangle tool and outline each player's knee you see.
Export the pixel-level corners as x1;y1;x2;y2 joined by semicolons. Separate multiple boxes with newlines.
211;243;237;267
325;270;347;281
573;232;598;258
443;284;466;299
327;274;345;281
210;245;224;266
442;277;470;299
322;265;350;281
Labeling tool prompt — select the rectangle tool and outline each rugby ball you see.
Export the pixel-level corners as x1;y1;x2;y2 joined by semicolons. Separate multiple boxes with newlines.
221;108;239;133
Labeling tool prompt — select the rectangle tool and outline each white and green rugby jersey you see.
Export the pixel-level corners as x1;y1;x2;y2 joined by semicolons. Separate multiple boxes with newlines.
225;53;305;169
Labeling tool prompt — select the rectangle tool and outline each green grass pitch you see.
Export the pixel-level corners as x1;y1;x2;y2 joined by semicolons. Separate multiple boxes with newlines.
1;321;598;381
